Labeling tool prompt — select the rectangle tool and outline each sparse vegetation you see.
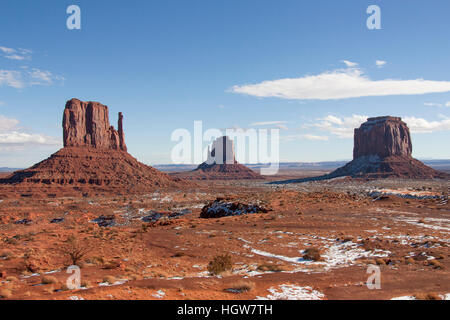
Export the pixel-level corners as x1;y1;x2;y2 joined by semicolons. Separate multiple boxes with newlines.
42;276;58;285
414;292;442;300
207;254;232;275
226;280;255;293
103;275;116;284
0;249;14;259
60;235;90;266
0;288;12;299
257;264;285;272
303;247;321;261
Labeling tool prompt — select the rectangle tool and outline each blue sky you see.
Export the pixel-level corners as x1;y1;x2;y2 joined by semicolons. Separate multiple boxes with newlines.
1;0;450;167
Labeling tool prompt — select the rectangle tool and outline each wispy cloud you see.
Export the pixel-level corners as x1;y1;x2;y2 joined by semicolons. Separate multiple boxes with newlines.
281;134;329;142
231;67;450;100
0;114;60;149
309;114;368;138
424;101;450;108
0;46;32;60
375;60;387;68
250;121;289;126
403;116;450;133
306;113;450;136
0;68;65;89
341;60;358;67
250;120;289;130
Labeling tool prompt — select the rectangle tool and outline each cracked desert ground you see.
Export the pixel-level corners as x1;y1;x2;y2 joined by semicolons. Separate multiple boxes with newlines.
0;173;449;300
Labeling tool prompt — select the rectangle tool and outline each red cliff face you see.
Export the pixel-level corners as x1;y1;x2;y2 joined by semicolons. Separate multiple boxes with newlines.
62;98;127;151
353;116;412;159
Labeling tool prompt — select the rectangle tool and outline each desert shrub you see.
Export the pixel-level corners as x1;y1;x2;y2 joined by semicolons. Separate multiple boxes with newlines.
105;260;122;269
0;249;14;259
81;280;92;289
172;252;185;258
0;288;12;299
414;292;442;300
428;259;443;269
226;280;255;293
303;247;321;261
103;275;116;284
60;235;90;266
6;276;18;283
257;264;285;272
207;254;232;275
41;276;58;285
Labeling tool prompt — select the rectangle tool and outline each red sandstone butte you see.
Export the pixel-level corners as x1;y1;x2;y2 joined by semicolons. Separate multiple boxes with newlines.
0;98;185;193
328;116;449;179
63;98;127;151
190;136;263;180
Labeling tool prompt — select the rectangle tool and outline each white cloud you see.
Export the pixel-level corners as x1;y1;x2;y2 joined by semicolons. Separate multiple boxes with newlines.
250;121;289;126
275;124;289;130
302;134;329;141
0;46;32;61
0;70;24;88
231;67;450;100
403;116;450;133
0;46;15;54
311;114;368;138
0;115;20;131
0;114;60;149
424;102;443;107
446;102;450;107
342;60;358;67
281;134;329;142
0;132;60;145
0;68;64;89
376;60;387;68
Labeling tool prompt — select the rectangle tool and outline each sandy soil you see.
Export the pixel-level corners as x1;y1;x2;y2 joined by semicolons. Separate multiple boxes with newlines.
0;173;449;300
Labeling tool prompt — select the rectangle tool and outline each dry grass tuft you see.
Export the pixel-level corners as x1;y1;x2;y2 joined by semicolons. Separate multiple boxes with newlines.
303;247;321;261
207;254;233;275
226;280;255;293
103;275;116;284
414;292;442;300
41;276;59;285
0;288;12;299
0;249;14;259
257;264;285;272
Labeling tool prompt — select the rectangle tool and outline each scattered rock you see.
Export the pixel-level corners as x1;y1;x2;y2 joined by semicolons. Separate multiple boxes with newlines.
200;198;269;218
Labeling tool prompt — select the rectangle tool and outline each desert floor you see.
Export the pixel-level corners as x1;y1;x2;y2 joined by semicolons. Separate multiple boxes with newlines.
0;171;449;300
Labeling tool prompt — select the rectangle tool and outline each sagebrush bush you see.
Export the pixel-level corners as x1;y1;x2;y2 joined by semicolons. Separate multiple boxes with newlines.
207;254;232;275
226;280;255;293
41;276;58;285
257;264;285;272
303;247;321;261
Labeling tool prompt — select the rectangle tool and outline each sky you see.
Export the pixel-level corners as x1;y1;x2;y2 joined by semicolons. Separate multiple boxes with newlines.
1;0;450;167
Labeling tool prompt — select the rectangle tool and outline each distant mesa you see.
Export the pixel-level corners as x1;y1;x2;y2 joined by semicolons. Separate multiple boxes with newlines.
0;98;185;194
273;116;449;183
176;136;264;180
